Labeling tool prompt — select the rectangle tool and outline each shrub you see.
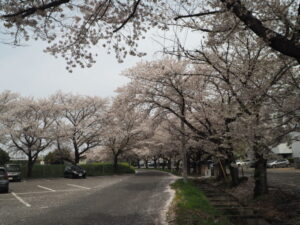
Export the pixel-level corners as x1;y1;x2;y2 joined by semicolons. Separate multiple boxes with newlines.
44;148;72;164
0;149;10;166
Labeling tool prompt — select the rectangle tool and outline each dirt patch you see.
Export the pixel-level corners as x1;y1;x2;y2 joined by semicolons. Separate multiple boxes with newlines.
223;178;300;225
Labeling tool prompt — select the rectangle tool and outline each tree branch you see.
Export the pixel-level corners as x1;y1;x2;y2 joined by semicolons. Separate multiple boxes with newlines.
113;0;141;33
174;10;225;21
1;0;70;19
220;0;300;63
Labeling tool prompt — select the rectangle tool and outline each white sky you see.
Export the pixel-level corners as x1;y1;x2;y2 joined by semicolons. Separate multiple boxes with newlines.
0;35;164;98
0;23;196;99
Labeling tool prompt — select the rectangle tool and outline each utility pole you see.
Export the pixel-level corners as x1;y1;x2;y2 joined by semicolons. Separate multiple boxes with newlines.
177;43;188;182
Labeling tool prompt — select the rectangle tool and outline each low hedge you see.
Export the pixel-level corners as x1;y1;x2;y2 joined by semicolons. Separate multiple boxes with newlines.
20;162;135;178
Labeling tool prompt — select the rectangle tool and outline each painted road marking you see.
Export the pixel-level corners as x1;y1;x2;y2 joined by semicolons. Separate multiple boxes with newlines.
0;198;16;201
67;184;91;190
37;185;56;192
15;189;83;195
11;192;31;207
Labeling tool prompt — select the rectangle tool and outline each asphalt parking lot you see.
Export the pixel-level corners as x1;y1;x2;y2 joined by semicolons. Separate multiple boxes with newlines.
0;170;176;225
244;167;300;192
0;176;128;208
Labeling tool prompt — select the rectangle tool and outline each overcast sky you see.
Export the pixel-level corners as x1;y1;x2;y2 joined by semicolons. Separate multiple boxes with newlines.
0;35;164;98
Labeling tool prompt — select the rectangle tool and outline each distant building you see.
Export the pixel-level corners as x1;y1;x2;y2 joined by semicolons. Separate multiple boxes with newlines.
272;133;300;158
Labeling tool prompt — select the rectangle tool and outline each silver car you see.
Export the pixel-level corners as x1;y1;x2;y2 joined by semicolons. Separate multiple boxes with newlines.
0;167;9;193
267;159;290;168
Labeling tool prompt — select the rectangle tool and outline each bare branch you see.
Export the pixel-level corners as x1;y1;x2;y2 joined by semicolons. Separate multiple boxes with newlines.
1;0;70;19
174;10;226;21
113;0;141;33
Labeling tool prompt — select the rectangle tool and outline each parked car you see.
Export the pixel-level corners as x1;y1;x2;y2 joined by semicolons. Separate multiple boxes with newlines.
267;159;290;168
5;164;22;182
64;165;86;178
0;167;9;193
236;160;252;167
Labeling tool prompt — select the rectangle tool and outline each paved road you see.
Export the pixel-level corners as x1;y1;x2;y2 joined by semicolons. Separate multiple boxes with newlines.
244;168;300;192
0;170;176;225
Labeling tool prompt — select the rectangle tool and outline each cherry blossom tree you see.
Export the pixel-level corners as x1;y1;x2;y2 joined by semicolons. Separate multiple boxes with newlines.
3;97;57;177
52;92;108;164
0;91;19;146
181;30;300;196
120;58;230;182
120;45;299;195
1;1;299;69
173;0;300;63
102;96;151;172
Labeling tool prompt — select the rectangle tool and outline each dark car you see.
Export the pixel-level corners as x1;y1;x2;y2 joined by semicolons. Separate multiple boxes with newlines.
64;165;86;178
0;167;9;193
5;164;22;182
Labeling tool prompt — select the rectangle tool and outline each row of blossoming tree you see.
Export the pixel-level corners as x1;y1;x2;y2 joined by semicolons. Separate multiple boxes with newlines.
116;27;300;197
0;92;153;177
0;0;300;198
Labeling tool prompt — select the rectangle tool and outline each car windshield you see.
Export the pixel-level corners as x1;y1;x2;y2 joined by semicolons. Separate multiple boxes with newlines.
6;165;21;172
71;166;82;171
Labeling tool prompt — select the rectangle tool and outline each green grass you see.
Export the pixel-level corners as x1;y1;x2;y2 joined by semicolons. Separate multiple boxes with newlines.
170;179;231;225
141;167;181;176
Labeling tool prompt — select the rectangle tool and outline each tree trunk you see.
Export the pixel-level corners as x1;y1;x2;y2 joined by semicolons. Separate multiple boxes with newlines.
74;150;80;164
73;137;80;164
167;159;171;170
254;154;268;198
187;154;191;175
145;159;148;169
154;158;157;169
137;159;140;169
113;154;118;173
229;164;239;187
227;153;239;187
27;157;34;178
175;160;181;172
162;159;166;170
217;159;227;180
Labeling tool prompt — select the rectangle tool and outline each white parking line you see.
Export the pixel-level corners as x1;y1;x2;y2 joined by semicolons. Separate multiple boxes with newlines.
67;184;91;190
0;198;16;201
11;192;31;207
16;189;80;195
37;185;56;192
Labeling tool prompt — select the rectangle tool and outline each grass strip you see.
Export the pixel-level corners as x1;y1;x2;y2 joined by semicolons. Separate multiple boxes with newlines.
170;179;231;225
